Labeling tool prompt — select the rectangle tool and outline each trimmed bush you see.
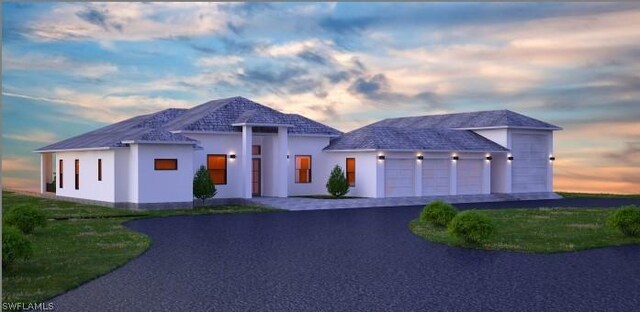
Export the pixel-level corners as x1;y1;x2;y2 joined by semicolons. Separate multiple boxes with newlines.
326;165;350;198
447;210;495;244
607;206;640;237
4;205;47;234
2;226;33;270
193;165;217;206
420;200;457;226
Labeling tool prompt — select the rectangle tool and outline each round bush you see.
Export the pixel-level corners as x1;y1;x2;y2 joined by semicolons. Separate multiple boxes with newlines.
447;210;495;244
4;205;47;234
420;200;457;226
2;226;33;270
607;206;640;237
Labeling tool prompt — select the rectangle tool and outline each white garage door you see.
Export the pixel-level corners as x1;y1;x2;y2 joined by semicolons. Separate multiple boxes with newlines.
512;134;548;193
422;159;451;195
385;159;415;197
457;159;483;195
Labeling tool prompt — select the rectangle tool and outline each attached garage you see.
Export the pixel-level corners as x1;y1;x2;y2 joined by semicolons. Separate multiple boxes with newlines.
456;159;483;195
385;159;415;197
422;159;451;195
511;133;548;193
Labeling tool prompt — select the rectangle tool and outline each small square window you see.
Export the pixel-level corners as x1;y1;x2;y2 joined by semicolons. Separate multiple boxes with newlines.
155;159;178;170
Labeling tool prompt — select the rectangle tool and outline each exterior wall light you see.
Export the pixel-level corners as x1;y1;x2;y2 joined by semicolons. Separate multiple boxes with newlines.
287;155;290;159
378;155;386;160
486;156;492;160
229;154;236;159
549;156;555;161
452;156;459;160
508;156;514;161
417;155;424;160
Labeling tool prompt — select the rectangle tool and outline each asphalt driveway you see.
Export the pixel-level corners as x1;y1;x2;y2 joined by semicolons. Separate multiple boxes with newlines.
50;199;640;311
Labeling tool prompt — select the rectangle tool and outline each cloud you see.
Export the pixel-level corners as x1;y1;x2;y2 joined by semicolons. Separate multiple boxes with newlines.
2;157;38;172
3;51;118;79
4;130;59;144
196;55;243;67
2;177;40;191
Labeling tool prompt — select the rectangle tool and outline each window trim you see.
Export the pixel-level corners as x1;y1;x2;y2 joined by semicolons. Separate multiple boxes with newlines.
74;159;79;190
154;159;178;171
59;159;63;189
295;155;312;184
207;154;227;185
97;159;102;181
346;157;356;187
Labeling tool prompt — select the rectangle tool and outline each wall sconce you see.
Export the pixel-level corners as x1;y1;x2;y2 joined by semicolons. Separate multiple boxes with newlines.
378;155;386;160
486;156;492;160
287;155;290;159
508;156;514;161
229;154;236;159
417;155;424;160
452;156;459;160
549;156;555;161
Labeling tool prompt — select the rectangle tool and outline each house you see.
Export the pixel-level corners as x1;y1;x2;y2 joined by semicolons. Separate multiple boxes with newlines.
36;96;561;209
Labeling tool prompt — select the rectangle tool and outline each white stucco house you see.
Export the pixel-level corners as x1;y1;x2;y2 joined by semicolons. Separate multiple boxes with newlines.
36;96;561;209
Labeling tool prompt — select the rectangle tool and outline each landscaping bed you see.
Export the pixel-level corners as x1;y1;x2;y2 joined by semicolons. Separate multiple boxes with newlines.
409;207;640;253
1;191;280;305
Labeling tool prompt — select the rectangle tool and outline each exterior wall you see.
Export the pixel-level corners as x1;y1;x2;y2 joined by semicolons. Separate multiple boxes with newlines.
134;144;194;203
187;133;244;198
114;148;131;202
321;151;379;198
55;150;115;202
287;136;332;196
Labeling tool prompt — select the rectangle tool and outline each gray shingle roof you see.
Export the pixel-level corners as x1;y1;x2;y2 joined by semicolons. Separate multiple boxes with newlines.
324;126;508;152
371;109;561;130
36;97;342;151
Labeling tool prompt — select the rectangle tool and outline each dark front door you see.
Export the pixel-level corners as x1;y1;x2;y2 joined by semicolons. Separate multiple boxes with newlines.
252;158;261;196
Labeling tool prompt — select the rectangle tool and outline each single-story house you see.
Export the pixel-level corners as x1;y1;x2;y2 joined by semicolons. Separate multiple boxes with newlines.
36;96;561;209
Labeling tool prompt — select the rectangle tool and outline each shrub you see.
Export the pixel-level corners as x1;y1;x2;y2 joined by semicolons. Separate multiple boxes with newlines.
447;210;495;244
2;226;33;270
420;200;457;226
4;205;47;234
193;165;217;206
607;206;640;237
326;165;350;198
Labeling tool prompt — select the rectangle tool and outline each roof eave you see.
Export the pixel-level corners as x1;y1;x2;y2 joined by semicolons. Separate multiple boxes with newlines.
458;126;562;131
120;140;197;145
34;146;121;153
324;148;509;153
231;122;295;128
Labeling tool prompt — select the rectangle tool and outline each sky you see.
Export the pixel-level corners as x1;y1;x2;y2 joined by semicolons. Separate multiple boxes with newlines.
2;2;640;194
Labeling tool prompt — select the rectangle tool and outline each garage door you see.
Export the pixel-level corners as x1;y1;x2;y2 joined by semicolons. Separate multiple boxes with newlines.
457;159;483;195
385;159;415;197
512;134;548;193
422;159;451;195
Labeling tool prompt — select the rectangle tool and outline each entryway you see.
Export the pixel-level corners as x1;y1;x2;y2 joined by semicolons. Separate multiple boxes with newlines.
252;158;261;196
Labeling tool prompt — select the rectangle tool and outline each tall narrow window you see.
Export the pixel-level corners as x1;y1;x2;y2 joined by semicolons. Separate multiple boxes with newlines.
295;155;312;183
59;159;64;188
97;159;102;181
252;145;261;155
154;159;178;170
207;155;227;185
75;159;79;190
346;158;356;187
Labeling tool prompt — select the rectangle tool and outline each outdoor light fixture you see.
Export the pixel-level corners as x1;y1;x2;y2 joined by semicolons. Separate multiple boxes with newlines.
486;156;492;160
417;155;424;160
229;154;236;159
549;156;556;161
452;156;459;160
378;155;386;160
287;155;290;159
508;156;514;161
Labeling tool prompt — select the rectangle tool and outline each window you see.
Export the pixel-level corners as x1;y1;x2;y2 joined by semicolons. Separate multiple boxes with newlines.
155;159;178;170
75;159;79;190
252;145;261;155
295;155;312;183
207;155;227;185
97;159;102;181
59;159;63;188
346;158;356;187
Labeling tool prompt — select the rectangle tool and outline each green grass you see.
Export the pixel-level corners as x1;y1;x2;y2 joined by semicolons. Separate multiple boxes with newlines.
2;191;280;305
409;207;640;254
558;192;640;199
293;195;363;199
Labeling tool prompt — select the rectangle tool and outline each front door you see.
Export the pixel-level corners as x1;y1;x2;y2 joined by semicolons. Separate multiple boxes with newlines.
252;158;261;196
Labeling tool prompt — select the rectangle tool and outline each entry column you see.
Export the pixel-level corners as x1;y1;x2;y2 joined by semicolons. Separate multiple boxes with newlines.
275;126;289;197
241;125;253;199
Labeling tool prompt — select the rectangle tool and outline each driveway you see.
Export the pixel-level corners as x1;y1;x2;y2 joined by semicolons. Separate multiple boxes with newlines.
50;201;640;311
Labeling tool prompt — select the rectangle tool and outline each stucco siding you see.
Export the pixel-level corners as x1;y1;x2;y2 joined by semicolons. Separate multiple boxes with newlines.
135;144;194;203
56;150;115;202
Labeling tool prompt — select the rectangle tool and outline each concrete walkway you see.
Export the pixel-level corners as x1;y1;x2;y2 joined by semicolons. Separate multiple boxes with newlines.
247;192;561;211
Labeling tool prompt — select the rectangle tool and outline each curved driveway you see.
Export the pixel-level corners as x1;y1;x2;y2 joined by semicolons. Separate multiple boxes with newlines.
50;200;640;311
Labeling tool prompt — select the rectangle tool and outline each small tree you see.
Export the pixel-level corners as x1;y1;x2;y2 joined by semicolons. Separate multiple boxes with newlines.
193;165;216;207
326;165;350;198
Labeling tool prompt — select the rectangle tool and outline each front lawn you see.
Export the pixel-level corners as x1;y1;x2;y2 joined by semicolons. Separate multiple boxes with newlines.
2;191;280;305
558;192;640;199
409;208;640;253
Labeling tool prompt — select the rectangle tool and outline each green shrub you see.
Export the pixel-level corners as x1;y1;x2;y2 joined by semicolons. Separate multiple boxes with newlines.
193;165;217;206
326;165;350;198
447;210;495;244
2;226;33;270
4;205;47;234
607;206;640;237
420;200;457;226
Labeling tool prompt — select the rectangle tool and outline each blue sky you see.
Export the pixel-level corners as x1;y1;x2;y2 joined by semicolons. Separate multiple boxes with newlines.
3;2;640;193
